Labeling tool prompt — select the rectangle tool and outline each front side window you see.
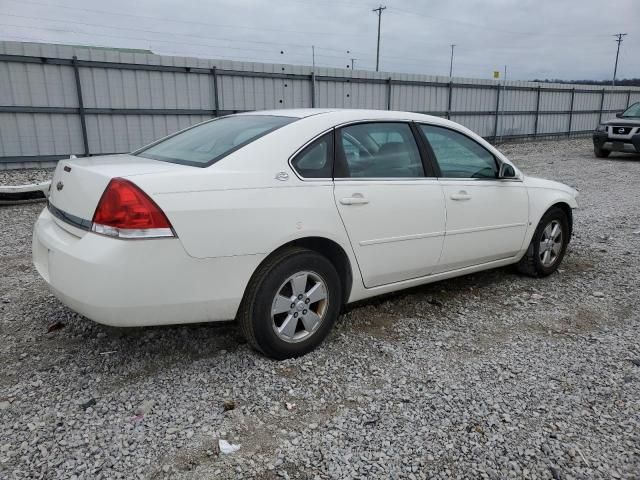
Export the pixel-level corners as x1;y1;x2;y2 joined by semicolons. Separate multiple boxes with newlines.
621;102;640;118
290;132;333;178
136;115;295;167
336;122;424;178
420;125;498;179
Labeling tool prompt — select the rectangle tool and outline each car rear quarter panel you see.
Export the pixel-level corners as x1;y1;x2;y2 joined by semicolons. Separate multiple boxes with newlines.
152;180;353;259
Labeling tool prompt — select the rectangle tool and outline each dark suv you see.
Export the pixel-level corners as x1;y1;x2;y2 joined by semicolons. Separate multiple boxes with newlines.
592;102;640;157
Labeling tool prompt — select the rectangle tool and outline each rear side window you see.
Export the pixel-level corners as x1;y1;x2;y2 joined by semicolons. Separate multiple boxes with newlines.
419;125;498;179
136;115;295;167
336;122;424;178
291;132;333;178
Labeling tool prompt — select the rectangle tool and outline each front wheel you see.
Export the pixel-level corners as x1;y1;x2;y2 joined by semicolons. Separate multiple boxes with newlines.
594;144;610;158
517;207;569;277
237;247;342;360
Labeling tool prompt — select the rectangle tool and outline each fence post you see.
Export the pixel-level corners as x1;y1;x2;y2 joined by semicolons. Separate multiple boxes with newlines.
386;77;392;110
533;85;541;138
567;88;575;137
493;83;501;142
210;67;219;117
447;81;453;119
71;56;89;157
310;72;316;108
598;88;605;124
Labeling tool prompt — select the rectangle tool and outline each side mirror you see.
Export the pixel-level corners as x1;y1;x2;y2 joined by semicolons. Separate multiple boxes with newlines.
616;112;623;118
499;163;517;179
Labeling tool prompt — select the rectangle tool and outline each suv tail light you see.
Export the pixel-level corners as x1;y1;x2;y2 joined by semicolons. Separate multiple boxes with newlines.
91;178;175;239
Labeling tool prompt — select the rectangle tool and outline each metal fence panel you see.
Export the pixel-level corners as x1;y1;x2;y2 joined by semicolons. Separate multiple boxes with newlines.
540;90;572;111
571;112;600;132
451;114;495;138
537;113;569;134
85;113;210;154
1;40;640;168
0;112;84;156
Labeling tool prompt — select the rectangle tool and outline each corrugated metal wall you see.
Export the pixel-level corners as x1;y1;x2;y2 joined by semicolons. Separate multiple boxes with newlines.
2;41;639;169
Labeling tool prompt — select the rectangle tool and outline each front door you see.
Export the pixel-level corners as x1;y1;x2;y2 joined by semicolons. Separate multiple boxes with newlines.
418;124;528;272
332;122;446;287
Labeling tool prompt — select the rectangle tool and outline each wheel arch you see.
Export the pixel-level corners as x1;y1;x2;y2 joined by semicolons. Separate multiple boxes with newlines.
243;236;354;308
550;201;573;241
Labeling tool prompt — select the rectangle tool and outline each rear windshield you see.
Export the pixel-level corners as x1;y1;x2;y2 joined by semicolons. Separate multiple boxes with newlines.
136;115;295;167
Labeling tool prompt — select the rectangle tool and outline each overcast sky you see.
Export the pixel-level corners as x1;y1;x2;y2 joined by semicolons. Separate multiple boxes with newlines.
0;0;638;81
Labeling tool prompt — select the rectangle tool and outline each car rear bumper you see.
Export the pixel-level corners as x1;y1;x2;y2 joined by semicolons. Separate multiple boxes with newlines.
32;208;263;327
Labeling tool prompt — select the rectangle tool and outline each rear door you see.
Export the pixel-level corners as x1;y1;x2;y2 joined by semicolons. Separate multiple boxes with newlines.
417;124;528;272
332;122;446;288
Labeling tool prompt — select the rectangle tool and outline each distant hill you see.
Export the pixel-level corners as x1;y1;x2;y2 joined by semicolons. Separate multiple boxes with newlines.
532;78;640;87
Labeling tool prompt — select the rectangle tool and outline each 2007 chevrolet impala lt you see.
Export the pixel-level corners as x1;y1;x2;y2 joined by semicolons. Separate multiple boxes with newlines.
33;109;578;359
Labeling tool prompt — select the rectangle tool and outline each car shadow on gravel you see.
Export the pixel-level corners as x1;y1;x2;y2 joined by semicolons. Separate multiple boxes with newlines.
602;153;640;161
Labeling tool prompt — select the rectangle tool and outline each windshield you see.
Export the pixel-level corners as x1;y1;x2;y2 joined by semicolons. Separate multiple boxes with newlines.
136;115;296;166
621;102;640;118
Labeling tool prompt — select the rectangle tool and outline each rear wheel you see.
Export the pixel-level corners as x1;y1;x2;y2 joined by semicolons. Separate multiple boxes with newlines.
594;144;611;158
238;247;342;359
517;207;569;277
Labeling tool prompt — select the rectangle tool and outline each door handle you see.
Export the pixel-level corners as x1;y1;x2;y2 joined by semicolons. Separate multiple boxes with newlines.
450;191;471;201
340;195;369;205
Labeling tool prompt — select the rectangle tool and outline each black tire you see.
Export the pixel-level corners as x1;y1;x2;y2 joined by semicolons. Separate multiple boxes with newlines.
594;144;611;158
237;247;342;360
517;207;570;277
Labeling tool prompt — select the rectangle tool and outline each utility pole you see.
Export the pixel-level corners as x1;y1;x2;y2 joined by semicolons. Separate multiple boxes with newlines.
449;44;456;77
498;65;507;143
350;58;356;70
612;33;627;86
311;45;315;71
372;5;386;72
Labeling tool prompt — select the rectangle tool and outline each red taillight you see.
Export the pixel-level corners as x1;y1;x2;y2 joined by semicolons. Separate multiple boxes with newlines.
91;178;174;239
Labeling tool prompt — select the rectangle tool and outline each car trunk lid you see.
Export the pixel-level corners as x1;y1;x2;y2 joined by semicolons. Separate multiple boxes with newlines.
48;154;191;221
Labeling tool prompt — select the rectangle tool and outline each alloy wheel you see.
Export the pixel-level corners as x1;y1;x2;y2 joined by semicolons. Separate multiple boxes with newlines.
271;271;329;343
539;220;563;267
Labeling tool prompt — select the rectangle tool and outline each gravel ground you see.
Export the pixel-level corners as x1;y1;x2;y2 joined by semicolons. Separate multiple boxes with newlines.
0;168;54;186
1;138;639;480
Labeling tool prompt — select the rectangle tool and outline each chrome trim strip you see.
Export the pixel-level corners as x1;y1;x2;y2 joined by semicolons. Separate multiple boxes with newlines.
446;222;527;236
438;177;524;183
47;203;176;239
334;177;522;182
92;224;175;239
360;231;445;246
47;202;92;231
333;177;439;182
606;125;639;140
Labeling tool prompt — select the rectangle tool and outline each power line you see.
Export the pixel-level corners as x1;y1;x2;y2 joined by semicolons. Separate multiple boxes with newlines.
0;22;355;65
388;6;610;39
0;20;487;72
3;0;371;39
372;5;386;72
612;33;627;87
0;12;358;56
0;16;362;63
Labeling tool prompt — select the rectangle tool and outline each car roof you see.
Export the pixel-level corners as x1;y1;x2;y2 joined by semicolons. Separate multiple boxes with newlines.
239;108;451;125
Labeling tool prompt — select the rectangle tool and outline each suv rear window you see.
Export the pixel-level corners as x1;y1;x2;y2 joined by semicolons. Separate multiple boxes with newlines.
136;115;295;167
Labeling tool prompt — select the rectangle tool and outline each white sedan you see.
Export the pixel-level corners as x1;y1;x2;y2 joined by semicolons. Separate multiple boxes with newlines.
33;109;578;359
